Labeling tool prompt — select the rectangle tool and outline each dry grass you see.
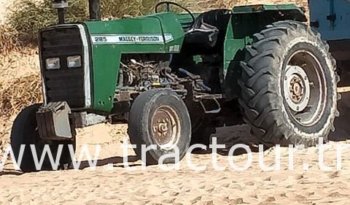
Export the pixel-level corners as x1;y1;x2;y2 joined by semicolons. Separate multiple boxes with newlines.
0;49;39;78
0;118;11;152
0;75;42;119
0;47;40;151
0;74;42;150
0;25;21;55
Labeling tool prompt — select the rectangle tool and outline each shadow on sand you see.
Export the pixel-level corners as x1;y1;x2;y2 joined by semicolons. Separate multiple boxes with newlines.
78;156;141;170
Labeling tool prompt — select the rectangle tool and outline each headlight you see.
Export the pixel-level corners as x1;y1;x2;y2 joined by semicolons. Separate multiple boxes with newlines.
67;56;82;68
46;58;60;70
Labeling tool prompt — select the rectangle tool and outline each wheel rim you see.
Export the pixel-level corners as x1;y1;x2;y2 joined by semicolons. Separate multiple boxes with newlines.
151;105;181;150
283;50;327;127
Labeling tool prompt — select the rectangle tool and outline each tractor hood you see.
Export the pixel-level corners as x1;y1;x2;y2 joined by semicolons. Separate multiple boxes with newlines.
81;12;187;112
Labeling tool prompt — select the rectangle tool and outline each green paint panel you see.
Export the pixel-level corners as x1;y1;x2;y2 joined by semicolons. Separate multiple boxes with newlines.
84;13;185;112
224;18;246;75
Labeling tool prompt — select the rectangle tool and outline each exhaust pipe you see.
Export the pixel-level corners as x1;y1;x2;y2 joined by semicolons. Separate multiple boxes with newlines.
52;0;68;24
89;0;101;20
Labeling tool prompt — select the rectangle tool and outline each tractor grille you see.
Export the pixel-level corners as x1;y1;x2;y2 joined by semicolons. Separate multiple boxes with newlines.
40;26;86;108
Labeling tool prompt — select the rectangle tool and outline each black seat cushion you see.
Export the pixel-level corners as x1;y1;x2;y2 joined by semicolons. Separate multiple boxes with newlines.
185;21;219;48
184;9;231;54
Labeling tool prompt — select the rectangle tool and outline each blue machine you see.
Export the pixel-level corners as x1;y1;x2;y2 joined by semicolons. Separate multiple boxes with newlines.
310;0;350;81
310;0;350;40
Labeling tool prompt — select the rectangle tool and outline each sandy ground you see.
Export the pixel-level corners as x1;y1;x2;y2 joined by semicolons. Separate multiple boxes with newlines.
1;88;349;205
1;122;350;205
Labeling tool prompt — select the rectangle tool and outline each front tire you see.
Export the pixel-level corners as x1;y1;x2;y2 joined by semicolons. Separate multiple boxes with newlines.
10;104;75;172
128;89;191;165
239;21;339;147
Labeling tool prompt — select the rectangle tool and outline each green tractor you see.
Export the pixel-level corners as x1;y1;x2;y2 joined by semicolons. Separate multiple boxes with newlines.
11;0;339;171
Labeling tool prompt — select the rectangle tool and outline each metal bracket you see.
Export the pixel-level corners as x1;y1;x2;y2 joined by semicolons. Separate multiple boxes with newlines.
198;97;222;114
36;101;73;140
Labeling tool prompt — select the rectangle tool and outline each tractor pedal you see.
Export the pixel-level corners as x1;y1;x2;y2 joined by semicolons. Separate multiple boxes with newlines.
194;94;223;100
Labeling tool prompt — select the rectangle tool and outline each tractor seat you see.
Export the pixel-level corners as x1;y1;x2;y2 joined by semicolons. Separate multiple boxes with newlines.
184;9;231;54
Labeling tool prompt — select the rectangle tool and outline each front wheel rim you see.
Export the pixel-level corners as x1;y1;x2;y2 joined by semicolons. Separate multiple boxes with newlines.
151;105;181;150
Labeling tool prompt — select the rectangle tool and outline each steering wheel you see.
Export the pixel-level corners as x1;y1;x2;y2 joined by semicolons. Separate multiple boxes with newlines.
155;1;195;25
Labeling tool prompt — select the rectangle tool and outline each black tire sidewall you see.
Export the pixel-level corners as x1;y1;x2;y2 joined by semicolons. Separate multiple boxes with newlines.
11;104;41;171
11;104;75;172
239;21;338;146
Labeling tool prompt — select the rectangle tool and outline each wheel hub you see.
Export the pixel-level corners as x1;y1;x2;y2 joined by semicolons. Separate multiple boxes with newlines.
290;75;304;103
284;65;311;112
154;119;170;139
151;106;180;149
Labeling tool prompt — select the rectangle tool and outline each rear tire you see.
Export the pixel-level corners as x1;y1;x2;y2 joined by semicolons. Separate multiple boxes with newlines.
10;104;75;172
239;20;339;147
128;89;191;165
